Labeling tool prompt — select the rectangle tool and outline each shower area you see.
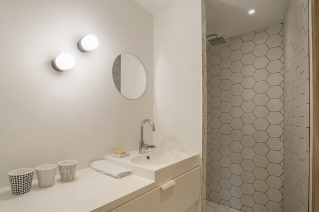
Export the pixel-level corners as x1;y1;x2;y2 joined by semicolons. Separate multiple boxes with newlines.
205;0;310;212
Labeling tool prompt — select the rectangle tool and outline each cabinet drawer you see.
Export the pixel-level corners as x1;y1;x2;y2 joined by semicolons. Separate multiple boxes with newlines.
110;167;200;212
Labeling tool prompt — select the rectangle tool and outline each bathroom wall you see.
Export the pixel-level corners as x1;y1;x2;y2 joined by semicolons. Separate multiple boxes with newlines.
283;0;310;212
201;0;208;211
153;0;202;155
0;0;153;188
206;24;284;211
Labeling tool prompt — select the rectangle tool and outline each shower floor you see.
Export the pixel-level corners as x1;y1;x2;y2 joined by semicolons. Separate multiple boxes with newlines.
206;201;241;212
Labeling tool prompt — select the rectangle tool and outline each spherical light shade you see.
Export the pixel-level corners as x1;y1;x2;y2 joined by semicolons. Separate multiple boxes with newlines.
52;53;75;71
78;35;99;52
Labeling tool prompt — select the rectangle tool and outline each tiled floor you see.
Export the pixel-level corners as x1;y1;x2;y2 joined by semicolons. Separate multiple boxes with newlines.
206;200;241;212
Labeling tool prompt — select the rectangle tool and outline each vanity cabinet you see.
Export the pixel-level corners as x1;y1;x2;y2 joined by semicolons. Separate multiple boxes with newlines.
110;167;200;212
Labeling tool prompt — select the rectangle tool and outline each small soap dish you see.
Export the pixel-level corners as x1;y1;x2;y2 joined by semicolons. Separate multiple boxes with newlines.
112;153;130;158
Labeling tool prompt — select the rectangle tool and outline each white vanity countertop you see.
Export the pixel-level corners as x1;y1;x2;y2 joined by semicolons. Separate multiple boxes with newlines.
0;168;154;212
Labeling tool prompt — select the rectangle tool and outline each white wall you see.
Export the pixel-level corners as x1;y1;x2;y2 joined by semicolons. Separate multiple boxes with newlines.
0;0;153;188
153;0;202;155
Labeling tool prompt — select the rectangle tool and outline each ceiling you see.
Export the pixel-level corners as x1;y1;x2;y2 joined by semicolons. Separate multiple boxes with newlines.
134;0;184;15
206;0;290;39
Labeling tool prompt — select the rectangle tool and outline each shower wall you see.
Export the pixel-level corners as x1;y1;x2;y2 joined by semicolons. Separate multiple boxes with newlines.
206;24;284;211
283;0;310;212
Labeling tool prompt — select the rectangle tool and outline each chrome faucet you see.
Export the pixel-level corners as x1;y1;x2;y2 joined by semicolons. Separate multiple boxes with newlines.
139;119;156;154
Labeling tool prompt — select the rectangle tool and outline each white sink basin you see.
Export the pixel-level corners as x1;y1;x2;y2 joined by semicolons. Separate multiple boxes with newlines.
130;149;188;166
103;148;199;183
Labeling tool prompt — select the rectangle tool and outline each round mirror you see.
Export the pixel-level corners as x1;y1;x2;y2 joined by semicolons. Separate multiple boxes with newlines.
112;53;147;99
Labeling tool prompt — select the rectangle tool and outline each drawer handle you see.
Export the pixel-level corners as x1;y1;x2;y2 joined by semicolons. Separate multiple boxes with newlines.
160;180;176;190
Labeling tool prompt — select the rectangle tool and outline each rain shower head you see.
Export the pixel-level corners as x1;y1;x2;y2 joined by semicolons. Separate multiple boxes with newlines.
207;34;226;46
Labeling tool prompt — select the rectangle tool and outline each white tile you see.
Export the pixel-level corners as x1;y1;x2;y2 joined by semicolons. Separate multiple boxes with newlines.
230;73;244;84
253;32;269;45
230;186;243;198
230;38;244;50
266;34;282;48
266;73;283;86
230;119;244;129
220;47;232;58
230;61;244;72
241;65;256;76
241;31;256;42
253;44;269;57
241;101;256;112
211;54;222;65
230;153;243;164
230;96;244;106
220;69;232;79
253;56;269;69
253;155;270;167
266;47;283;60
241;160;256;172
241;41;256;53
230;84;244;96
266;112;283;124
266;150;283;163
241;53;256;65
266;163;283;176
253;118;269;130
253;180;270;193
241;77;256;89
266;201;282;212
241;171;256;183
210;45;222;55
230;50;244;61
240;194;255;207
266;125;283;137
240;183;255;195
220;58;232;69
253;81;269;93
266;176;283;189
241;124;256;136
253;143;269;155
253;192;269;204
266;60;283;73
253;94;269;105
253;131;269;143
253;168;269;180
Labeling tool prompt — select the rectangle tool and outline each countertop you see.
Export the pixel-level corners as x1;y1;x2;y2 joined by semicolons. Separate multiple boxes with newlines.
0;168;154;212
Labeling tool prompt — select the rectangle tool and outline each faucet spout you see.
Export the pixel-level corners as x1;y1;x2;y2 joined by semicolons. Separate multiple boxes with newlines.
139;119;156;154
141;119;155;131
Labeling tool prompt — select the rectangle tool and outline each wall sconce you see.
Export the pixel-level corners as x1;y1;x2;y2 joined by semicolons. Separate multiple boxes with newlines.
51;53;75;71
77;35;99;53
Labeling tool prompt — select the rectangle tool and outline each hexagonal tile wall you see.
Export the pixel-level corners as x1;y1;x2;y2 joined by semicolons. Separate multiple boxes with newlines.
206;24;284;212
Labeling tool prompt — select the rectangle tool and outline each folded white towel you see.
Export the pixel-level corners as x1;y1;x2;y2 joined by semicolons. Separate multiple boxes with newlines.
90;160;132;179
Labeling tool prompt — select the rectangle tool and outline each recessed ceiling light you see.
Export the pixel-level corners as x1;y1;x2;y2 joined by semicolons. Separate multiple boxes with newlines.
248;9;255;15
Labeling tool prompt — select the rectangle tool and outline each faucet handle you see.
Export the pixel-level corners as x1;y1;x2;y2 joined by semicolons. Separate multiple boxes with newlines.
145;144;156;150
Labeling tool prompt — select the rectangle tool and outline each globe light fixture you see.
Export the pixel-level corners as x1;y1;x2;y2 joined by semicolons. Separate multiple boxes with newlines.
51;53;75;71
77;34;99;53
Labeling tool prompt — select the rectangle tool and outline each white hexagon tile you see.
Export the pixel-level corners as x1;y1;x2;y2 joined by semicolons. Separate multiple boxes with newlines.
206;23;285;212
